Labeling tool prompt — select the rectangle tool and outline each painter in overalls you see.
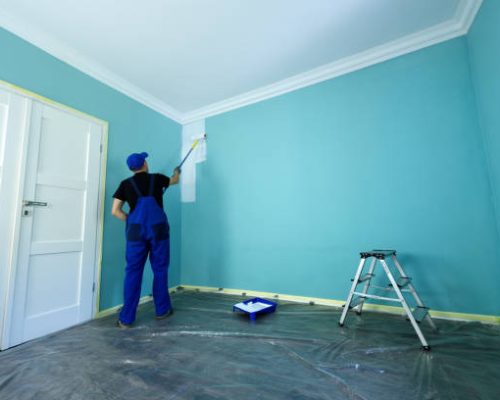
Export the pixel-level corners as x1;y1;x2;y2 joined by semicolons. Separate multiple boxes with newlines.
111;152;180;327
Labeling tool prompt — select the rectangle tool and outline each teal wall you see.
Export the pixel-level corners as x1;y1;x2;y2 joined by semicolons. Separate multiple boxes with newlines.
467;0;500;246
182;37;500;316
1;28;182;311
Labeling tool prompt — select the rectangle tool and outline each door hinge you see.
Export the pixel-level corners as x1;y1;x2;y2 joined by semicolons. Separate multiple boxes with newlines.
100;144;103;153
92;282;96;293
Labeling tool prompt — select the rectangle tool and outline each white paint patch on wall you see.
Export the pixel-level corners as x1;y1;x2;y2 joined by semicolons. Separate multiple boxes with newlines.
181;120;206;203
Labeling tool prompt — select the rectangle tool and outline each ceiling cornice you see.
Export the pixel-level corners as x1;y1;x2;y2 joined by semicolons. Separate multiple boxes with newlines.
0;0;483;126
456;0;483;32
181;0;483;124
0;9;184;123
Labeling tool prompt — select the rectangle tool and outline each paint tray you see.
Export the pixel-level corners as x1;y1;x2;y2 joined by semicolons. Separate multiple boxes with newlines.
232;297;277;321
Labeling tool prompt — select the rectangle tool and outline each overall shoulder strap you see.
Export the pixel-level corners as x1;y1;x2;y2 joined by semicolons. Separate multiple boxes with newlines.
148;174;156;196
129;176;143;197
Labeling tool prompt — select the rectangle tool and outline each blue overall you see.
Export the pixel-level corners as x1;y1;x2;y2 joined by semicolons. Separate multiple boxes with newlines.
119;174;172;325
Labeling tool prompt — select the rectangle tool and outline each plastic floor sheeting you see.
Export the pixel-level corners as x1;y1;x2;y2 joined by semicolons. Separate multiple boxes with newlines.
0;289;499;400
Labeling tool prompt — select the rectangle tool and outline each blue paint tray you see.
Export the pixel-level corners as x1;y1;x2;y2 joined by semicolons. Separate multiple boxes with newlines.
232;297;277;321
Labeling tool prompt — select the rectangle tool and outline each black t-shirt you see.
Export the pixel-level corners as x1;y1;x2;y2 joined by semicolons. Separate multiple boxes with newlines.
113;172;170;213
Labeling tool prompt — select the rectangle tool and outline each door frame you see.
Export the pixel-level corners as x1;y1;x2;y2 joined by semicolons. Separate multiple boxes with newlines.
0;80;108;350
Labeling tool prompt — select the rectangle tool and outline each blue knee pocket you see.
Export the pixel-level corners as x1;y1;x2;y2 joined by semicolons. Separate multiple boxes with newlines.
127;223;142;241
152;222;169;241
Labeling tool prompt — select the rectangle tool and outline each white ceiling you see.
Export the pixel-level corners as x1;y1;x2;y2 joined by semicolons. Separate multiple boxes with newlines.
0;0;482;123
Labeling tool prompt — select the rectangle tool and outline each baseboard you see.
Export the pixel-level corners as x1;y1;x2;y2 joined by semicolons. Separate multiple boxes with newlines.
177;285;500;325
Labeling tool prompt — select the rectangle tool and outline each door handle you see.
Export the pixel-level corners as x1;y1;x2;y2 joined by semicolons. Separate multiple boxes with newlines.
23;200;48;207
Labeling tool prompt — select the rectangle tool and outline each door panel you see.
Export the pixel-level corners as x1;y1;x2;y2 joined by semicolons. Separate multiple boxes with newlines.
31;185;85;241
25;252;81;316
38;107;90;181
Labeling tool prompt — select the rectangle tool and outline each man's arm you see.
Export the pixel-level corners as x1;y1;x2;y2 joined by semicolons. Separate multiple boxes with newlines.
111;198;127;221
169;167;181;185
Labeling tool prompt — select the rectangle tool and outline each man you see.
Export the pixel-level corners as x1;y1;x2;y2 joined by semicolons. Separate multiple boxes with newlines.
112;152;180;328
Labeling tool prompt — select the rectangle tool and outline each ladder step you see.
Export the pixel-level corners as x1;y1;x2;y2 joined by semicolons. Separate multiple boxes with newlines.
397;276;412;288
351;273;374;283
387;276;412;288
371;284;411;293
412;306;429;322
360;250;396;259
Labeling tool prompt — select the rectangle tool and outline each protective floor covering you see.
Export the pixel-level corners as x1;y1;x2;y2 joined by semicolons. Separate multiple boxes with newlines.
0;289;499;400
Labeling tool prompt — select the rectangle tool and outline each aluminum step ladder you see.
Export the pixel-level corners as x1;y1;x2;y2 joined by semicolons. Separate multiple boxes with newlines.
338;250;437;350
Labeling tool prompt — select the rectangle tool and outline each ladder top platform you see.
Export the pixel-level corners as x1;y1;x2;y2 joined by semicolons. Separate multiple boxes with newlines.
360;250;396;259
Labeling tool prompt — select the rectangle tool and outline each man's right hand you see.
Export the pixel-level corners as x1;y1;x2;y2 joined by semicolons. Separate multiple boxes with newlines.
170;167;181;185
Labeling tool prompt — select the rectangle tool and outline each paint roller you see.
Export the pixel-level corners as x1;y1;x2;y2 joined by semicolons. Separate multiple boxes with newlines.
176;133;207;172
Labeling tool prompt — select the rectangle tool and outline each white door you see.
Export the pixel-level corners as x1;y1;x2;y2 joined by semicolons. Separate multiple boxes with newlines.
8;100;103;347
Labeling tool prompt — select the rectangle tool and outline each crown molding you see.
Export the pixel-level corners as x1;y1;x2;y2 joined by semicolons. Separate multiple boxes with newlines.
181;0;483;124
455;0;483;33
0;10;183;123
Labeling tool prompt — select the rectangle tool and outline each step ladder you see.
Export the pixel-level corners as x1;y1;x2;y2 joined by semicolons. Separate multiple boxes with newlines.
338;250;437;350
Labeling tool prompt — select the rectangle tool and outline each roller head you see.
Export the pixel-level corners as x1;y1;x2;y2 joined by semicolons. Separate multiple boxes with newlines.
191;133;207;150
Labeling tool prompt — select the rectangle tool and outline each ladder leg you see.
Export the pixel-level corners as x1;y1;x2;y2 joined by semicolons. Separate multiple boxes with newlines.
380;259;431;350
356;257;377;315
339;257;367;326
391;255;437;331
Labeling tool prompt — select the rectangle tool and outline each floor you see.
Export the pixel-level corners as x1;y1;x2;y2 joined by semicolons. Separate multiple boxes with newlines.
0;289;499;400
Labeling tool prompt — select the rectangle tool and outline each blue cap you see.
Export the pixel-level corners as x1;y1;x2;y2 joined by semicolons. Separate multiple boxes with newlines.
126;152;148;171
